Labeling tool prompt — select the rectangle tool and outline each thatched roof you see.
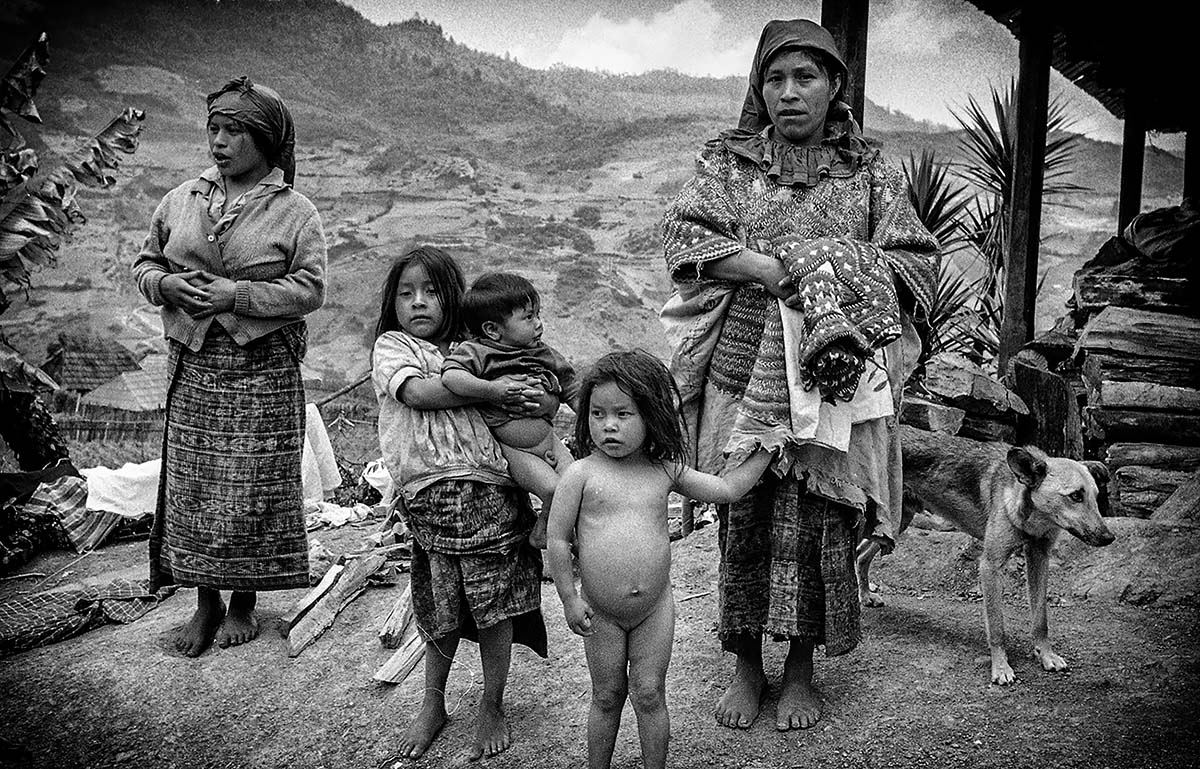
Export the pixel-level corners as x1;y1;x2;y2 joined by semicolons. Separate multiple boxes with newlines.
964;1;1196;134
40;333;141;393
79;353;168;412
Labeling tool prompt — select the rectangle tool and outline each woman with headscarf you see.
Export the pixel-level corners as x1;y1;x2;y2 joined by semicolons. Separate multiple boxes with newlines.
661;20;938;729
132;77;326;657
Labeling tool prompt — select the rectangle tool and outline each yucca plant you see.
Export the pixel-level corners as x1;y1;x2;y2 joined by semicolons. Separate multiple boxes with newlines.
0;33;145;470
953;78;1084;315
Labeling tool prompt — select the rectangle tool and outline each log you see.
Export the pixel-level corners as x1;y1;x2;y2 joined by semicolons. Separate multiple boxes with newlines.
1111;465;1191;518
287;552;387;657
1073;272;1196;320
1105;442;1200;473
1080;352;1200;389
277;562;345;638
1076;307;1200;365
957;415;1017;444
1088;380;1200;412
1083;407;1200;446
1151;468;1200;522
373;629;426;685
1010;359;1083;459
923;354;1029;419
899;396;965;435
377;583;415;650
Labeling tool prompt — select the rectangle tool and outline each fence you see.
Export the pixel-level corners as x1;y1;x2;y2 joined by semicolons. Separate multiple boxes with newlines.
55;411;165;442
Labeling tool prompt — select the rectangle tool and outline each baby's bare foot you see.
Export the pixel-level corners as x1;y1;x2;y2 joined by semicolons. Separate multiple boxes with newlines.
174;599;225;658
391;701;447;760
775;677;821;730
469;701;510;760
715;668;766;728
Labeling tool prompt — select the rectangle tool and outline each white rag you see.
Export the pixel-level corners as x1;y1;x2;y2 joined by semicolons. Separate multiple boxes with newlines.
302;402;342;502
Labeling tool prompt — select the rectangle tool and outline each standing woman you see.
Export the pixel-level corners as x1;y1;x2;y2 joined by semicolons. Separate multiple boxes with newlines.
133;77;326;657
661;20;939;730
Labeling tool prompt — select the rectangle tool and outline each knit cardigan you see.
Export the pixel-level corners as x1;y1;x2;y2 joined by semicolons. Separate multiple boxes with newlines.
132;166;327;351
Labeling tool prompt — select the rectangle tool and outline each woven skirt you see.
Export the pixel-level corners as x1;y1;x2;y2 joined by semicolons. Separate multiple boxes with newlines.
149;324;309;592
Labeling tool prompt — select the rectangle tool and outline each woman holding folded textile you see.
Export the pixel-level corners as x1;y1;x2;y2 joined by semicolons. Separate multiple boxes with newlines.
660;19;938;730
132;77;326;657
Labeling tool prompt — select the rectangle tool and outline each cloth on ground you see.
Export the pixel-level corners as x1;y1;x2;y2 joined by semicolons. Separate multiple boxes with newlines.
0;578;176;658
80;459;160;519
302;402;342;502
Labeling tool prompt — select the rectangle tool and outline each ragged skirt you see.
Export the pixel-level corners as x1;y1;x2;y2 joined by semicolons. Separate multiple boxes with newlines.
149;324;309;592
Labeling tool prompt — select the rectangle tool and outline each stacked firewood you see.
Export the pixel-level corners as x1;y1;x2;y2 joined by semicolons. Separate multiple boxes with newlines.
1066;237;1200;517
902;353;1029;441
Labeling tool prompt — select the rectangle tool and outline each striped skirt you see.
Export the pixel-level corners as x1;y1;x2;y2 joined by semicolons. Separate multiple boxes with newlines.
149;324;309;592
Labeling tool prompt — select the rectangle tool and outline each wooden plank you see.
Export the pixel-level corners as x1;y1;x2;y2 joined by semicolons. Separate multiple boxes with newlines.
1011;359;1083;459
277;562;345;638
373;630;426;685
1151;468;1200;522
1084;407;1200;446
1073;272;1195;320
377;583;414;650
1081;352;1200;389
899;396;965;435
1105;442;1200;473
997;3;1050;372
1077;307;1200;364
287;553;387;658
1089;380;1200;412
1112;465;1191;518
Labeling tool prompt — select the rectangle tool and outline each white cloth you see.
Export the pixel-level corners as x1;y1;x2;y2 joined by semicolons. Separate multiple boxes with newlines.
361;458;395;505
778;300;894;453
80;459;161;518
302;403;342;502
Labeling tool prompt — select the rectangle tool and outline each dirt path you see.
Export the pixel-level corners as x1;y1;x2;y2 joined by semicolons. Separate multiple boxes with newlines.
1;523;1198;769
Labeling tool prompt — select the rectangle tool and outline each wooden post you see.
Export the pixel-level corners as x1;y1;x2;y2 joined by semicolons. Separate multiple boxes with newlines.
997;5;1051;374
1118;92;1146;235
821;0;869;130
1185;129;1198;202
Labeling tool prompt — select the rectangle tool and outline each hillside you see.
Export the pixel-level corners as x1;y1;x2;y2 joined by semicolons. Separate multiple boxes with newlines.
0;0;1187;397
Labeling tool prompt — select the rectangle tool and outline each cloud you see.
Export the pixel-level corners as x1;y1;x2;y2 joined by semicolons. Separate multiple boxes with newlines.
544;0;755;77
870;0;974;58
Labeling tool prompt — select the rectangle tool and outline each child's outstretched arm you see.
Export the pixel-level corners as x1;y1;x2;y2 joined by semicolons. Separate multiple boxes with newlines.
545;462;593;637
673;448;773;504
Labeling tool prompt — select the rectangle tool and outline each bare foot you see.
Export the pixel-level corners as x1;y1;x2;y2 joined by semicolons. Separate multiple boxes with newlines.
217;591;259;648
391;700;447;760
715;667;766;728
775;677;821;730
175;596;225;658
469;701;510;760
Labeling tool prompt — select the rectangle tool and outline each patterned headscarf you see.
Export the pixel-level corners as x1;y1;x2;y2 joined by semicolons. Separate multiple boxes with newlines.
737;19;851;133
206;76;296;185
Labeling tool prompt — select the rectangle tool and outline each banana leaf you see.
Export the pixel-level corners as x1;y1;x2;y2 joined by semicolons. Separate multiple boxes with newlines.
0;33;49;130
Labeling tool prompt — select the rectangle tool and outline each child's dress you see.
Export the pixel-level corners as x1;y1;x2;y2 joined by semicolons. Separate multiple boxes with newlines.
372;331;546;653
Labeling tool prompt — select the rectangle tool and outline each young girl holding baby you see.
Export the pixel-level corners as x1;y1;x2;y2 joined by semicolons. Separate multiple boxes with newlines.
545;349;771;769
371;246;547;762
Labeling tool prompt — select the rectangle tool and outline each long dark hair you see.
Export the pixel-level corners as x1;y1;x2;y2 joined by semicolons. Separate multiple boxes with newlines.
573;349;687;463
373;245;466;342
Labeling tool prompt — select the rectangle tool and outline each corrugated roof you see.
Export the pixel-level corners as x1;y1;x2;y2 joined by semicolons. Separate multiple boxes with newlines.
964;1;1196;134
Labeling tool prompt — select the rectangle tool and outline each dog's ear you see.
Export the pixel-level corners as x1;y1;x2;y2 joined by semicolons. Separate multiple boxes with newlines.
1007;447;1047;488
1081;459;1110;486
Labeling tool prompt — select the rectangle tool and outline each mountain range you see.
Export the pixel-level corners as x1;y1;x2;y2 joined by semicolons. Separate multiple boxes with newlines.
0;0;1187;398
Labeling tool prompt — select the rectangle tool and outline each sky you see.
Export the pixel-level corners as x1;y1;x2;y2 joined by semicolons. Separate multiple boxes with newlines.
339;0;1184;152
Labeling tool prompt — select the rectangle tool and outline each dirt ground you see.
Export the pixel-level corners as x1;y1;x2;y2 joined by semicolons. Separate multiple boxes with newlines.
1;512;1198;769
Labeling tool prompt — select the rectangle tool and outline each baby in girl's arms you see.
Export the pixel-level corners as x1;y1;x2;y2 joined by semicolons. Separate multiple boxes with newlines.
441;271;578;548
545;349;772;769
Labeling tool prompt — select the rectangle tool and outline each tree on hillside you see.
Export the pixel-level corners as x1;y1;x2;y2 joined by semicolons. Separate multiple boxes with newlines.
0;33;145;470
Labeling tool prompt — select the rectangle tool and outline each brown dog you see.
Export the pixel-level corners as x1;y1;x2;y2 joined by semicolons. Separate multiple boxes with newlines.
857;425;1115;685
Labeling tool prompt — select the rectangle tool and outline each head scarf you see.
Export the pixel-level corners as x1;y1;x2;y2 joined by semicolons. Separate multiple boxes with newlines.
737;19;851;134
206;76;296;185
